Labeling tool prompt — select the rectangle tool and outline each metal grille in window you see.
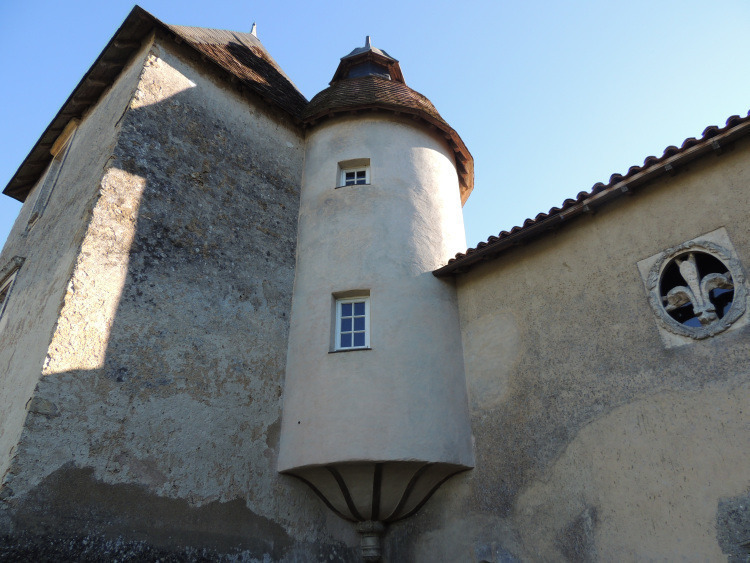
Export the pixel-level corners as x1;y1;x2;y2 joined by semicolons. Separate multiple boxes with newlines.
0;271;19;321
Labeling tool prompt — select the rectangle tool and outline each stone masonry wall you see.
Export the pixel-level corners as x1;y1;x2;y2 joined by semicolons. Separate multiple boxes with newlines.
1;38;358;560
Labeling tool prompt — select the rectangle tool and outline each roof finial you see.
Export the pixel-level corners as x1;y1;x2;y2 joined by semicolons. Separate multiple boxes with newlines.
250;22;257;37
365;35;372;49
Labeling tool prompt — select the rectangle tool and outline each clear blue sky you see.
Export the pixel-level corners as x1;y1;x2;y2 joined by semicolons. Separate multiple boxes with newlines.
2;1;750;251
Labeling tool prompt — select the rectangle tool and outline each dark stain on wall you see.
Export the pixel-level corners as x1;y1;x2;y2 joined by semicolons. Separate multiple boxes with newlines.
3;464;357;561
10;464;291;555
555;506;598;562
717;491;750;561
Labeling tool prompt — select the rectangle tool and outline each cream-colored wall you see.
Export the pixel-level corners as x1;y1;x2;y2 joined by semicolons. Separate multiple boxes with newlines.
0;39;153;488
279;115;473;470
394;137;750;560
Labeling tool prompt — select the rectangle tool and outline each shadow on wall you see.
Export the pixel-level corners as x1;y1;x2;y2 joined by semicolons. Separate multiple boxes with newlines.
0;79;358;559
3;41;750;561
463;295;750;521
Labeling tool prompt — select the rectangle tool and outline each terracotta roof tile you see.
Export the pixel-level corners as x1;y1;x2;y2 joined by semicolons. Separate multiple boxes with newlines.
434;110;750;277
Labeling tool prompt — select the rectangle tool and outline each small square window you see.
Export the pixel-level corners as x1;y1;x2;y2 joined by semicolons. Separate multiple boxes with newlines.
335;296;370;350
341;167;369;187
337;158;371;188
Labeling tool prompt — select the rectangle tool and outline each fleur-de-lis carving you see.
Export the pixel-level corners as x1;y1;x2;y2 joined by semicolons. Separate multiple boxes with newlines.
662;253;734;326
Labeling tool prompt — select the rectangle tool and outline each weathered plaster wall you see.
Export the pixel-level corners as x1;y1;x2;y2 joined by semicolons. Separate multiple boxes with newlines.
386;137;750;561
281;114;472;471
0;38;153;494
3;26;747;562
1;38;358;560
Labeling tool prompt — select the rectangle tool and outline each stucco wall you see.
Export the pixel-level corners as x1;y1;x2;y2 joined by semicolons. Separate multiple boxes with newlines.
0;38;153;495
281;114;472;471
385;137;750;561
2;29;747;562
0;38;359;560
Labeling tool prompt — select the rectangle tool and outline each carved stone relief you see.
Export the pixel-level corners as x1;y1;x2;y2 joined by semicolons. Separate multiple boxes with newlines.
638;228;748;346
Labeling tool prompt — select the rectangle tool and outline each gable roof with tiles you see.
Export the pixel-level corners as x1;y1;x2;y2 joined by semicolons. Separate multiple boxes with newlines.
434;110;750;277
3;6;307;202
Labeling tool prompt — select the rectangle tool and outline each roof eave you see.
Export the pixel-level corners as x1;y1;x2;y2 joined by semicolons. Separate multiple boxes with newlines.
3;6;307;203
3;6;157;202
434;114;750;277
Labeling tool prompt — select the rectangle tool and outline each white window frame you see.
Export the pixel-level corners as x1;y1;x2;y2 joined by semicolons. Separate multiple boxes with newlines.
340;166;370;187
334;296;370;350
336;158;371;188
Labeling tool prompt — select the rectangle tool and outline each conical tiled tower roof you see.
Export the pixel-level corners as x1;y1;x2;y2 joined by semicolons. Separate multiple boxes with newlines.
303;37;474;202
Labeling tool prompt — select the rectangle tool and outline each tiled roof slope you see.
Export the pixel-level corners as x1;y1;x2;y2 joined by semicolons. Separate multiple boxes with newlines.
434;110;750;277
304;75;474;203
166;25;307;118
304;75;443;123
3;6;306;202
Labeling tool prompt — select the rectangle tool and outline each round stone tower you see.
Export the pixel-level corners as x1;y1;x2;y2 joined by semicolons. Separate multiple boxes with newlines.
279;38;474;557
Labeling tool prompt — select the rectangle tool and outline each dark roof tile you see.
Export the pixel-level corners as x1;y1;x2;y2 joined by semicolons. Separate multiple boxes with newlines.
680;137;698;149
166;25;307;118
435;110;750;277
726;114;742;126
3;7;306;202
304;75;444;123
702;125;719;137
304;75;474;202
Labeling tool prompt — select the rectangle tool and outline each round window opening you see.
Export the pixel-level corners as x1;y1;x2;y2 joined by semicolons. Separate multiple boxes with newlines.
660;252;734;327
648;241;746;339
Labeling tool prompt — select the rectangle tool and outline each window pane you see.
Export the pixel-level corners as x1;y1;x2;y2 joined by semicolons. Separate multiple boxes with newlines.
341;303;352;316
353;332;365;347
341;333;352;348
345;172;355;180
341;318;352;332
353;317;365;331
353;302;365;315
